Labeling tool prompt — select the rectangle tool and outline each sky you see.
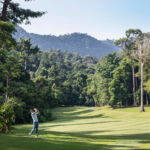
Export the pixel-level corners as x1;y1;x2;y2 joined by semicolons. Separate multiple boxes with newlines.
14;0;150;40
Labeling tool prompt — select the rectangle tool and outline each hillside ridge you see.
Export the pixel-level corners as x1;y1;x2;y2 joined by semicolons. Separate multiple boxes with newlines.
14;26;119;57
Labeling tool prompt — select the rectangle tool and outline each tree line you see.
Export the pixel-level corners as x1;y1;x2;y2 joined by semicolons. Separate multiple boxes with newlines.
1;0;150;133
0;0;46;132
88;29;150;113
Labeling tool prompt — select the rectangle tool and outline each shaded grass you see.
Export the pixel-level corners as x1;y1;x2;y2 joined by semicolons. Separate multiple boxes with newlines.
1;106;150;149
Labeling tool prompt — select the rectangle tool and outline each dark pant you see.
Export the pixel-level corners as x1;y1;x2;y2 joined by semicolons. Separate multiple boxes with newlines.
30;122;39;135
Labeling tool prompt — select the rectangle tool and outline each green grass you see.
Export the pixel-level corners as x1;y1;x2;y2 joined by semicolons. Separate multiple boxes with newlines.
1;106;150;150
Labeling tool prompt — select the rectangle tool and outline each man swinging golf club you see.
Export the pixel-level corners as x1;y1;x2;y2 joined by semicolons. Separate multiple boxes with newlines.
29;108;40;138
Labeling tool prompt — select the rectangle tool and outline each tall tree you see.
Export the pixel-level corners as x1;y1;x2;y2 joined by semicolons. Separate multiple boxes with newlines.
2;54;22;103
143;56;150;105
1;0;10;21
17;38;39;70
134;33;150;112
0;21;16;103
115;29;142;107
109;57;132;107
0;0;45;24
0;21;16;47
89;53;120;106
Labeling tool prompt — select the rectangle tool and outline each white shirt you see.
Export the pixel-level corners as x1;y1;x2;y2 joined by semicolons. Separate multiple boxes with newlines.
31;112;38;122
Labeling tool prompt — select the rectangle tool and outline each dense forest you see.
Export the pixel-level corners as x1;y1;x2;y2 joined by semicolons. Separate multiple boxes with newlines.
1;0;150;133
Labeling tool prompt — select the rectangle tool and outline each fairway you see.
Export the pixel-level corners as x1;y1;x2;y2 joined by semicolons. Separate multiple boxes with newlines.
1;106;150;150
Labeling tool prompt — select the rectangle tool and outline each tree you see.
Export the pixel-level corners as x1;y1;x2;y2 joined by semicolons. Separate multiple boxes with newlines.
17;38;39;70
0;0;45;24
1;0;10;21
109;57;132;107
145;77;150;103
0;52;22;103
143;56;150;105
0;21;17;103
0;0;52;129
0;21;16;47
115;29;142;107
134;33;150;112
88;53;120;106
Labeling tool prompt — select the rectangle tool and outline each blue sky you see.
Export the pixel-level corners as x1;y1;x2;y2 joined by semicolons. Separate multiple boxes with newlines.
14;0;150;40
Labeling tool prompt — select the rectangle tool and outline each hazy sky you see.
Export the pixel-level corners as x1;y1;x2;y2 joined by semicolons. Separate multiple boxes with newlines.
14;0;150;40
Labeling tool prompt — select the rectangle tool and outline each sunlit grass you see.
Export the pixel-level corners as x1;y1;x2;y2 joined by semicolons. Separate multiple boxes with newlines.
1;106;150;149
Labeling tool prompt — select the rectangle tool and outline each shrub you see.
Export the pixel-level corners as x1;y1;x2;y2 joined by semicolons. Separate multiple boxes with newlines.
39;109;54;122
0;104;15;132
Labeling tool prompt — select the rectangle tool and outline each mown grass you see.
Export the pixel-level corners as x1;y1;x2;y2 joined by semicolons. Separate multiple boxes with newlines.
1;106;150;150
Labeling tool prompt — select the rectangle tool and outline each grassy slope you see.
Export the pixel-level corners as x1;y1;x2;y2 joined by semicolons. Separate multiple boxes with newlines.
1;106;150;150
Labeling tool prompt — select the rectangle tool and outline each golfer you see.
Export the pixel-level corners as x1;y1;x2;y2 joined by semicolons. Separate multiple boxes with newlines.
29;108;40;138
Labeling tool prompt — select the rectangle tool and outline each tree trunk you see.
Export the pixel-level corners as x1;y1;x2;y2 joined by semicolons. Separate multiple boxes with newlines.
120;100;122;108
4;74;9;103
140;61;144;112
24;59;27;70
24;52;28;70
135;76;138;91
1;0;11;21
132;64;137;106
146;94;149;106
125;100;128;107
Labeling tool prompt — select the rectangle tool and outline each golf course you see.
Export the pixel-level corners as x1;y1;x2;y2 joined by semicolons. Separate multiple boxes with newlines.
1;106;150;150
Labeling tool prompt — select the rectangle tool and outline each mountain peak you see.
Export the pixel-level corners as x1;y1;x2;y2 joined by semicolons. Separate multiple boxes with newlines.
14;26;119;58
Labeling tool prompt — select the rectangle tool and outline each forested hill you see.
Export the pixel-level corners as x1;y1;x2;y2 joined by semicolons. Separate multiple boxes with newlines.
14;26;119;58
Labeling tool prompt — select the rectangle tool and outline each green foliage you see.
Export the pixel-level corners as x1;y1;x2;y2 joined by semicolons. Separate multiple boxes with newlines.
109;57;132;107
144;58;150;96
17;38;39;70
29;50;97;107
0;21;16;48
14;26;119;58
1;18;150;130
0;0;45;24
0;103;15;132
86;53;120;106
0;0;52;129
39;109;53;122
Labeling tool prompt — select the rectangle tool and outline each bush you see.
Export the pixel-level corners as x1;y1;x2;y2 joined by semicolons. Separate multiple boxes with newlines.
39;109;54;122
0;104;15;132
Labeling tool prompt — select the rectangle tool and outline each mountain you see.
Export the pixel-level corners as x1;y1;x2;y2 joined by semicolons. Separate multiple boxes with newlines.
14;26;120;58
